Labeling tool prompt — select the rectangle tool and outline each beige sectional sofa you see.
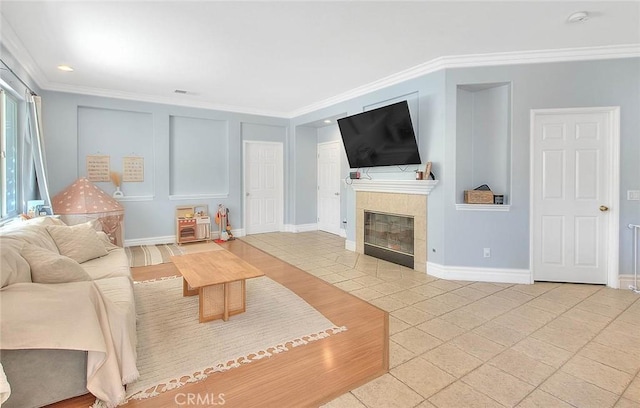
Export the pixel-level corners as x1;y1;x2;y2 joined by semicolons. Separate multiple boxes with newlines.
0;216;138;408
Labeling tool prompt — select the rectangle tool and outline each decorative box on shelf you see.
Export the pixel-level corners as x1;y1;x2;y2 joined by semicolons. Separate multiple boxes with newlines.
176;205;211;244
464;190;494;204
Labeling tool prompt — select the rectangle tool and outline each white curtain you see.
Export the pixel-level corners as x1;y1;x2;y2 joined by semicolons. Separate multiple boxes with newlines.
26;95;51;207
0;89;5;208
21;91;36;210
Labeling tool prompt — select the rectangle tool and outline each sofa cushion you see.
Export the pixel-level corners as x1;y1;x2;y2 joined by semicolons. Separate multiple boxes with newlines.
21;244;91;284
46;223;107;263
81;248;131;280
0;239;32;288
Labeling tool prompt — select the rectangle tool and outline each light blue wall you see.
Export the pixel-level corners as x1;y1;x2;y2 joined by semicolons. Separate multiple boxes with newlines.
294;126;317;225
24;53;640;278
317;125;340;144
41;91;288;240
292;58;639;277
169;116;228;196
241;122;288;142
455;88;474;198
443;58;640;273
78;106;154;197
470;85;510;198
291;71;447;263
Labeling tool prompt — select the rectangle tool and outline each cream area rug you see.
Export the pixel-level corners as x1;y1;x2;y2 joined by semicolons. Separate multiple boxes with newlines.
124;276;347;402
124;244;184;267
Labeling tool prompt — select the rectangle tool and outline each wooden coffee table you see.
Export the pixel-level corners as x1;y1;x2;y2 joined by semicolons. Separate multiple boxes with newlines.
171;249;265;322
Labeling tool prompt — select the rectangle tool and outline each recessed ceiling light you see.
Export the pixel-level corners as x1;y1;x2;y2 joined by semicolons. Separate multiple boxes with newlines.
323;119;331;124
567;11;589;23
57;65;74;72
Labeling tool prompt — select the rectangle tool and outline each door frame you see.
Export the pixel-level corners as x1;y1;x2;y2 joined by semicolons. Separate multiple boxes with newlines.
529;106;620;287
317;140;342;235
242;140;284;236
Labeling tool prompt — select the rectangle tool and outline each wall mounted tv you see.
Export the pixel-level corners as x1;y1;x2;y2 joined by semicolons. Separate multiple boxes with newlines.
337;100;421;168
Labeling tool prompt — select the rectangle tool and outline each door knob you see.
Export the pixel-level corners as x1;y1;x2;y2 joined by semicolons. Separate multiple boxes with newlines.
599;205;609;212
335;192;340;196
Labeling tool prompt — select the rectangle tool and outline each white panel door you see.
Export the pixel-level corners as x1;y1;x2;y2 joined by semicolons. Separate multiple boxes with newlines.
317;141;341;235
532;109;613;284
244;141;283;235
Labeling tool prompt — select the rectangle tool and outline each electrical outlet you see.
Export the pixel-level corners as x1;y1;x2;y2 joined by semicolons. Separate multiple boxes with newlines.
628;190;640;201
483;248;491;258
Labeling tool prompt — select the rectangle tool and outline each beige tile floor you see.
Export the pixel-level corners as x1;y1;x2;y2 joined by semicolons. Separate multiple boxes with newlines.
241;231;640;408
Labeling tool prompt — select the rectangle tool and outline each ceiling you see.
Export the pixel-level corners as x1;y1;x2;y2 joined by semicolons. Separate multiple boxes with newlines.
1;1;639;118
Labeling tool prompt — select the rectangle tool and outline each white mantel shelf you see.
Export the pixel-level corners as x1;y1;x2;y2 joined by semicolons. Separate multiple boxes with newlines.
346;179;439;195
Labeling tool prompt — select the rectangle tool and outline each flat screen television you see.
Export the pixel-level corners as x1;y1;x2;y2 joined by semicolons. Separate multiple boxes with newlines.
337;100;421;168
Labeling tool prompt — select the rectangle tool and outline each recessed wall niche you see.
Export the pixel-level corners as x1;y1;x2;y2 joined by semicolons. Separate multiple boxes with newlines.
169;116;229;198
455;82;511;206
77;107;154;198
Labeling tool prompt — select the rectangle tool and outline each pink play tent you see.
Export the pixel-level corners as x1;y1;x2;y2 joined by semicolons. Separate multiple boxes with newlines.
51;178;125;246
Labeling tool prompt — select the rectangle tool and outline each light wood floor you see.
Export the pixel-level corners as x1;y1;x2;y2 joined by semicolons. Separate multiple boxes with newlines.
48;239;389;408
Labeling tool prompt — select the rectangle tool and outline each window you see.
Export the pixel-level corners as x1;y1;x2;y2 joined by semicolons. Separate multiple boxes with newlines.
1;88;19;219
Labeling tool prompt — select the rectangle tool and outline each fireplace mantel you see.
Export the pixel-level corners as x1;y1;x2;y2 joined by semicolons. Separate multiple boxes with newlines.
347;179;438;195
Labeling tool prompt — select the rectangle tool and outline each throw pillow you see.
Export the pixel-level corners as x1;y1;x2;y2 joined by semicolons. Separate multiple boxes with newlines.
96;231;119;251
20;215;66;227
46;223;108;263
21;244;91;284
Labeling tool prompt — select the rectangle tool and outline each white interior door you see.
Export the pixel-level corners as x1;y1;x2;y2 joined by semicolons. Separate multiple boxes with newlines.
531;107;618;284
243;141;283;235
317;141;341;235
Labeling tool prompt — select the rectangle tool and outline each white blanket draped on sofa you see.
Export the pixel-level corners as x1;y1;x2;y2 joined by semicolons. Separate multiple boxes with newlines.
0;362;10;404
0;280;138;407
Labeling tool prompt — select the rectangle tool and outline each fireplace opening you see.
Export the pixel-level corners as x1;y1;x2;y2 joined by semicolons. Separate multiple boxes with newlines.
364;211;414;268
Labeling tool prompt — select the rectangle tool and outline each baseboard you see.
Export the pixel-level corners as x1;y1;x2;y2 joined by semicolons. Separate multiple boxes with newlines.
126;226;348;246
339;229;347;238
426;262;532;285
212;229;245;240
124;235;176;247
297;223;319;232
618;274;640;290
123;228;247;247
283;223;318;233
345;240;356;252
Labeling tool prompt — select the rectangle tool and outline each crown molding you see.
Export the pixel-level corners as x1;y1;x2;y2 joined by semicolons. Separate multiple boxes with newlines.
0;13;49;90
289;44;640;118
41;81;287;118
2;13;638;121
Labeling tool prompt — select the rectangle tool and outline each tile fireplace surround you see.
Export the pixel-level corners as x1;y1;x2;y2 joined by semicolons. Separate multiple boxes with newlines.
351;179;438;273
